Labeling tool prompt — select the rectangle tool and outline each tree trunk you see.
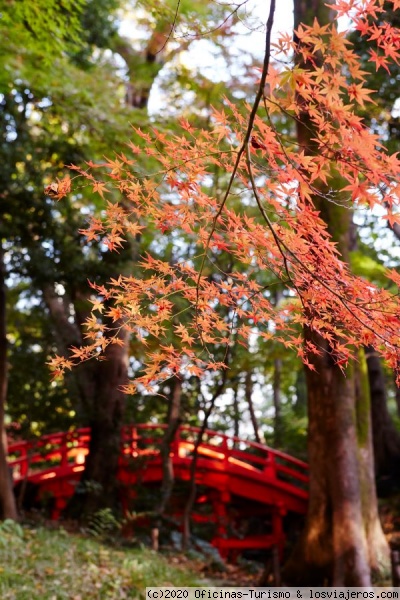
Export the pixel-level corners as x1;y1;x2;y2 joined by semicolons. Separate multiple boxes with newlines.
284;0;390;584
273;358;283;447
287;343;371;585
272;291;283;446
232;381;240;439
158;376;182;516
43;275;131;518
355;353;390;577
182;362;230;549
67;326;129;518
365;346;400;485
245;370;261;444
294;367;307;416
0;243;18;520
395;381;400;419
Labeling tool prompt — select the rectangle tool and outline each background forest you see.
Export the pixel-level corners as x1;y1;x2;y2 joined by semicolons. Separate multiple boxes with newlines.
2;0;400;590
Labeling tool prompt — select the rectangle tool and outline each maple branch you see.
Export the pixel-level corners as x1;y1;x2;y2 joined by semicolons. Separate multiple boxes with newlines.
245;143;307;314
182;346;231;548
263;99;398;213
170;2;247;41
245;141;400;357
195;0;276;337
155;0;181;56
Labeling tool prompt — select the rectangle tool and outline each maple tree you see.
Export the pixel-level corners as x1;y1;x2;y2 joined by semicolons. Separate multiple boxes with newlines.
52;1;400;387
50;0;400;585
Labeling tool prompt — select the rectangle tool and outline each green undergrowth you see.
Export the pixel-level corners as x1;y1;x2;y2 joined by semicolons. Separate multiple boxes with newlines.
0;520;201;599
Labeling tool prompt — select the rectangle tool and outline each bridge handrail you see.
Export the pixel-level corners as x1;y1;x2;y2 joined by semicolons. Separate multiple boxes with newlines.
122;423;307;466
122;423;309;489
8;423;308;490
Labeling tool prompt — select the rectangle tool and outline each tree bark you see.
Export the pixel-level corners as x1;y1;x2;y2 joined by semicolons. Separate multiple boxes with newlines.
64;323;129;518
158;376;182;516
355;353;389;577
272;291;283;446
245;370;261;444
395;382;400;419
43;276;130;517
365;346;400;483
287;343;371;585
273;358;283;447
0;243;18;520
232;381;240;439
182;361;230;549
284;0;390;584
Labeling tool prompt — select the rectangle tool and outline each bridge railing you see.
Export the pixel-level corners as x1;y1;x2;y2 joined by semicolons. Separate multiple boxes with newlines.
8;424;308;494
8;429;90;481
121;424;309;492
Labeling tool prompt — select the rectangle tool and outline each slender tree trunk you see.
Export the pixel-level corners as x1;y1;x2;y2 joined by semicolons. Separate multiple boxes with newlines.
273;358;282;447
182;362;230;549
232;381;240;439
158;376;182;516
387;222;400;418
0;243;18;520
365;346;400;481
284;0;390;584
245;370;261;444
272;291;283;446
181;395;215;551
395;382;400;419
294;367;307;416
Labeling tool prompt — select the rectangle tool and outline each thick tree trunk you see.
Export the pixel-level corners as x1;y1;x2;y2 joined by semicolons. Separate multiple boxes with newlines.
284;0;390;584
287;343;370;585
365;346;400;484
67;326;129;517
0;243;18;520
355;354;390;577
44;277;131;517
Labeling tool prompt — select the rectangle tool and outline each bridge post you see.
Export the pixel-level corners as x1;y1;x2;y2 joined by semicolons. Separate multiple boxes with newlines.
130;426;138;455
272;503;286;559
52;496;67;521
263;453;276;479
61;433;68;469
218;436;228;470
20;446;28;479
211;489;231;557
270;504;286;586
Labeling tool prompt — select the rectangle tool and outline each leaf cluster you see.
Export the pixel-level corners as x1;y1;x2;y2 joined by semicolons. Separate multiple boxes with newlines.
51;1;400;391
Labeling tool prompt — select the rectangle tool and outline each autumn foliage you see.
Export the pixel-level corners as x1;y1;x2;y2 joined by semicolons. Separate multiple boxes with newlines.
50;0;400;392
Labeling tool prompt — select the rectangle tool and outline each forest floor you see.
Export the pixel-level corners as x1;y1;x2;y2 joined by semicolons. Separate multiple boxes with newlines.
1;494;400;598
0;520;203;599
0;518;263;599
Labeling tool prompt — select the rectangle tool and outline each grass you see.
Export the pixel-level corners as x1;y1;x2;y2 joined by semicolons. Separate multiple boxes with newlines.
0;520;202;599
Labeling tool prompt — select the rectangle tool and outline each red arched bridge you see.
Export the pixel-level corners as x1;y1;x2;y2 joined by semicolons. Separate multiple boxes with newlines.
8;424;308;557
